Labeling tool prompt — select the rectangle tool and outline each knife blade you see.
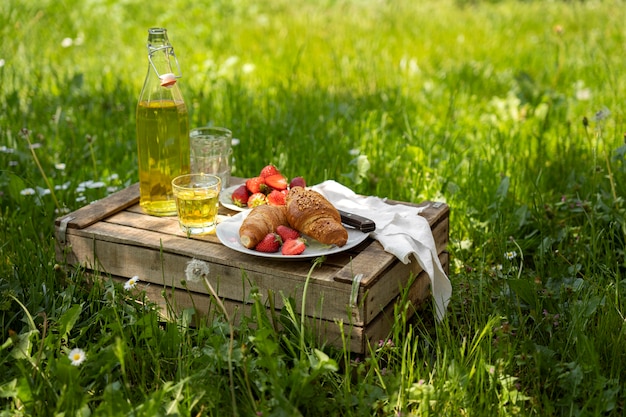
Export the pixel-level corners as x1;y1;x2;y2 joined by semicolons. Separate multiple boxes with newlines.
338;210;376;233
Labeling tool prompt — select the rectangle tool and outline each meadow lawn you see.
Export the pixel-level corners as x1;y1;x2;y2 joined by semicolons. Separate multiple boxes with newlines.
1;0;626;415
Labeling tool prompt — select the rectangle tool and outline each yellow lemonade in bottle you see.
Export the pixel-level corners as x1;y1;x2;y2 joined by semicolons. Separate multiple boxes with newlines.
136;99;190;216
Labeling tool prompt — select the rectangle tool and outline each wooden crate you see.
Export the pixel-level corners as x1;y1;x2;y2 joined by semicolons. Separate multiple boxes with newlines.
54;179;449;354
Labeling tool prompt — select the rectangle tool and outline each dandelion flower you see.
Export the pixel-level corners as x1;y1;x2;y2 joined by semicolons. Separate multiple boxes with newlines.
124;275;139;290
68;348;86;366
185;259;210;283
504;251;517;260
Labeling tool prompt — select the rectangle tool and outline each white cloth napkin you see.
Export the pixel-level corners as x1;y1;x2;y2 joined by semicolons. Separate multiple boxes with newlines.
312;180;452;321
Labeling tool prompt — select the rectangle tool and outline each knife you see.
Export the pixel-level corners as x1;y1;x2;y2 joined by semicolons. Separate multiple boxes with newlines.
338;210;376;233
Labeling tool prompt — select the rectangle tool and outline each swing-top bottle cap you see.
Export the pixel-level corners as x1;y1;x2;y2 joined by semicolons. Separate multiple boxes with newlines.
146;27;182;86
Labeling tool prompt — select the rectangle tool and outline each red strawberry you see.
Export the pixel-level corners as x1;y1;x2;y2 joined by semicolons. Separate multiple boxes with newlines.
259;164;281;178
267;189;286;206
255;233;281;253
289;176;306;189
231;185;250;207
265;173;288;191
246;176;266;194
281;238;307;256
247;192;267;208
276;225;300;242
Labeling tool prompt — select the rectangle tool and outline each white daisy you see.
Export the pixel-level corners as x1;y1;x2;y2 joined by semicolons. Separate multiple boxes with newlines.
68;348;86;366
504;251;517;260
124;275;139;290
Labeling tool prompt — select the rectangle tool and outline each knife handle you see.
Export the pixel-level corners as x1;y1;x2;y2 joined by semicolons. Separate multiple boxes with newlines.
339;210;376;233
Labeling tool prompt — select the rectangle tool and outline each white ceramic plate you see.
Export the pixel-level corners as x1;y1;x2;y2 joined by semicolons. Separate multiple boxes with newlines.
216;210;369;259
219;184;248;212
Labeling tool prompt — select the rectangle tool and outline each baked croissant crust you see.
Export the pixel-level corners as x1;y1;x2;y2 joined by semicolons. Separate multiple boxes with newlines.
285;187;348;247
239;204;289;248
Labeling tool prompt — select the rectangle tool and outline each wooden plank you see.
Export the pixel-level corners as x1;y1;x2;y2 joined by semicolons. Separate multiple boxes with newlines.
55;183;140;230
350;251;448;324
60;227;371;325
106;254;447;354
107;273;366;351
333;242;396;286
62;219;348;283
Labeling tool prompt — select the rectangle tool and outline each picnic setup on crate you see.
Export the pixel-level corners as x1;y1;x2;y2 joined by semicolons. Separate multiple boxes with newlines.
54;27;452;354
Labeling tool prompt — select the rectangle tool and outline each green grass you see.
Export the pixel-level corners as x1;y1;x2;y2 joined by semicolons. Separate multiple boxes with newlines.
2;0;626;415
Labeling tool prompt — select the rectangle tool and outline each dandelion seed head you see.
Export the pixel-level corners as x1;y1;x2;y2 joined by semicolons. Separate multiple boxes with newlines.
68;348;86;366
185;259;210;283
61;38;73;48
593;107;610;122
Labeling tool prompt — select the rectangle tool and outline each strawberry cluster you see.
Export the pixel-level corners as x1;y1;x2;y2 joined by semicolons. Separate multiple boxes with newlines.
255;225;307;256
231;164;306;208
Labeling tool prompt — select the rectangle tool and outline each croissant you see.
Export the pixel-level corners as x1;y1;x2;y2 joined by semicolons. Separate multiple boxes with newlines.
239;204;289;248
285;186;348;247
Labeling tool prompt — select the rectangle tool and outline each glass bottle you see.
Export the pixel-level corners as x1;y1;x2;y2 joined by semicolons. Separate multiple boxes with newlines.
136;27;190;216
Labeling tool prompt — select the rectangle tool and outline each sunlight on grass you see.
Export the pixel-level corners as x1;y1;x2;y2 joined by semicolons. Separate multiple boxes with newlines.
1;0;626;415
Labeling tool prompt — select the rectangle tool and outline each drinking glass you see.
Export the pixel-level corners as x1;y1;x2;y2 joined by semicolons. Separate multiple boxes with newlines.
189;127;233;188
172;174;221;235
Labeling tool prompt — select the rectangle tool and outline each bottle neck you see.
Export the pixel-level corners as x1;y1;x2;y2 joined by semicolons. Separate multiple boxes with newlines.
146;28;182;84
